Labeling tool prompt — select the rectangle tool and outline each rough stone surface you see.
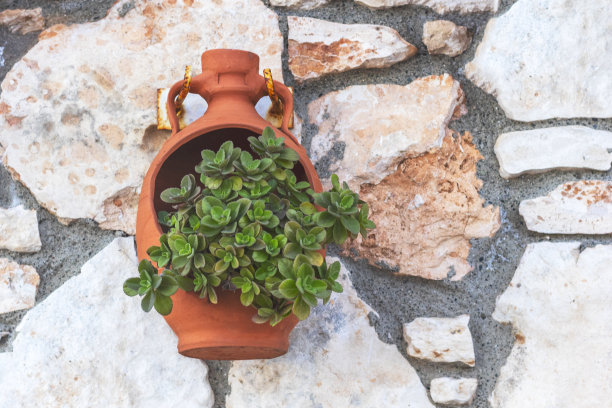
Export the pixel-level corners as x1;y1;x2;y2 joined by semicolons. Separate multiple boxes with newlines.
491;242;612;408
0;205;41;252
227;257;434;408
403;314;475;366
288;16;417;82
0;258;39;315
466;0;612;121
430;377;478;405
0;8;44;35
423;20;471;57
495;126;612;179
520;180;612;234
0;237;213;407
270;0;330;9
309;74;467;190
347;132;500;280
355;0;499;14
0;0;284;234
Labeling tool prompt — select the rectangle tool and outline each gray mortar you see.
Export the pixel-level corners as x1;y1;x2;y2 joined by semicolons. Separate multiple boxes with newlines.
1;0;611;407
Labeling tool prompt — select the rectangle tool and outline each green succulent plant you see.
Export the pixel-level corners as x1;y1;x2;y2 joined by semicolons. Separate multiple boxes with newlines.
283;221;325;266
123;260;179;315
312;174;375;244
159;174;200;205
238;180;272;200
210;239;251;272
197;196;251;237
234;223;264;249
285;202;318;228
123;126;376;325
167;232;207;276
276;255;329;320
196;141;241;184
146;234;172;268
277;169;311;206
242;199;280;229
234;151;275;183
248;126;300;170
252;232;288;263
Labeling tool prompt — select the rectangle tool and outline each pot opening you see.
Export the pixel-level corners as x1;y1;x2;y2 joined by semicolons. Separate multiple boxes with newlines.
153;127;307;223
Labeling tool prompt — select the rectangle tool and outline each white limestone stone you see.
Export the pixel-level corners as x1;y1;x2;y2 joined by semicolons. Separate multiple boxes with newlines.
227;257;434;408
288;16;417;82
520;180;612;234
0;258;39;314
0;205;41;252
0;0;284;234
495;126;612;179
270;0;331;8
491;242;612;408
355;0;499;14
430;377;478;405
0;238;213;407
466;0;612;121
309;74;466;190
403;314;475;366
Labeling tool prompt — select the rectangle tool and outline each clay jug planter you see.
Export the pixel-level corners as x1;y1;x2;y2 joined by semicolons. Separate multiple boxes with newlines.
135;49;323;360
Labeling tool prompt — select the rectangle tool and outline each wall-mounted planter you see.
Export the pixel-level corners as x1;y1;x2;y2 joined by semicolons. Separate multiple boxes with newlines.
135;49;323;360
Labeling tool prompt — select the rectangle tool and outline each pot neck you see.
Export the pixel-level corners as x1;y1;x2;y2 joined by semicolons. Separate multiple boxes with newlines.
203;92;261;121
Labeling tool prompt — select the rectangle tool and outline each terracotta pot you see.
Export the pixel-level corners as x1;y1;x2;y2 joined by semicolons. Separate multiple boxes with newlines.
136;49;323;360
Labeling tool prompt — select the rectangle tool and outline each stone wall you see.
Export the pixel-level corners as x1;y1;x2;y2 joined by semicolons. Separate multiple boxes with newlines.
0;0;610;407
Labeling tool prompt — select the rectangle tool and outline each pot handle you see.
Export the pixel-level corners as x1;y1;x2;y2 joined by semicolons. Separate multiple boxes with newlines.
166;80;184;136
270;79;298;145
167;67;206;136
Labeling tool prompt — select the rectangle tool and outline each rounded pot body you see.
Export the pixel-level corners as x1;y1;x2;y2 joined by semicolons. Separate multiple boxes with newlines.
136;49;322;360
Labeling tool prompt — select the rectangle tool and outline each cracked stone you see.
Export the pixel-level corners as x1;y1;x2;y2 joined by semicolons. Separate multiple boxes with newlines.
0;258;39;315
0;205;41;253
0;0;284;234
355;0;499;14
0;237;213;407
309;74;467;190
346;132;500;280
520;180;612;234
0;8;44;35
403;314;475;366
423;20;471;57
495;126;612;179
288;16;417;83
465;0;612;121
430;377;478;405
227;257;434;408
491;242;612;408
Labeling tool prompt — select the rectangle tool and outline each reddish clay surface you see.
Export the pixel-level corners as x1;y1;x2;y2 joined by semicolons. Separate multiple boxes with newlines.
136;49;323;360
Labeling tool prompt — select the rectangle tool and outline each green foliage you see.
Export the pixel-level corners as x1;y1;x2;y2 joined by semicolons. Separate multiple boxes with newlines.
123;260;179;315
248;127;300;170
123;127;376;326
312;174;376;244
